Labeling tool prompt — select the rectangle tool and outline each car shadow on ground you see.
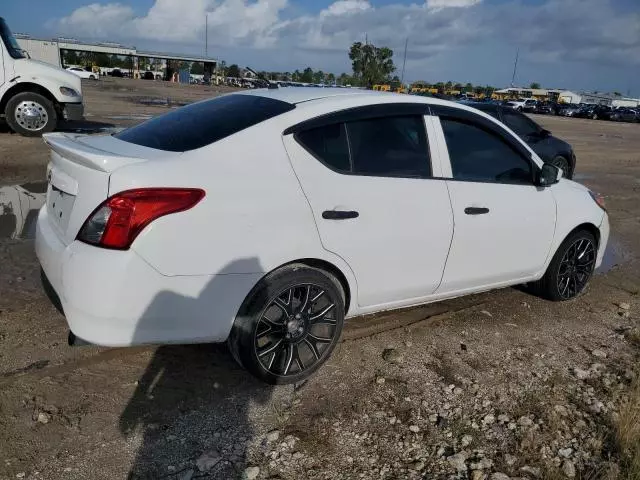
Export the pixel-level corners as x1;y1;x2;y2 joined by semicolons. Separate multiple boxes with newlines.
119;258;274;479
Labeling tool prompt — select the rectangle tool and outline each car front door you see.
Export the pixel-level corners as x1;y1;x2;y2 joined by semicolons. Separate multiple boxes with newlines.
283;106;454;309
431;105;556;293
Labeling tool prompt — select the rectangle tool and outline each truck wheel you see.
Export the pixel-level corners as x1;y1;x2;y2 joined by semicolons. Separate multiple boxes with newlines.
5;92;57;137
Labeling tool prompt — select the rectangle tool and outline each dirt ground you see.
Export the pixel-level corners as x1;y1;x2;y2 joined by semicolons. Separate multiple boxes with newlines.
1;78;639;480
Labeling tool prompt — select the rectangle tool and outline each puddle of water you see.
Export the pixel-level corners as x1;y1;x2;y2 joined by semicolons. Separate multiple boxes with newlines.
0;182;47;240
106;114;153;121
130;96;190;108
597;236;627;274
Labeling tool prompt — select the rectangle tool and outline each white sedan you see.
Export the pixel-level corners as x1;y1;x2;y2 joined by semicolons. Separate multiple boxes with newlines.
36;88;609;384
65;67;97;80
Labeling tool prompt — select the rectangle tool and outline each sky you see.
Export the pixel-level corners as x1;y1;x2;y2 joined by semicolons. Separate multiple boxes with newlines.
2;0;639;95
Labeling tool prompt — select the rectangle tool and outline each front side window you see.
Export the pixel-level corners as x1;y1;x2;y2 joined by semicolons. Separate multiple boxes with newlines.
0;18;26;60
440;117;532;184
501;109;540;137
296;115;430;178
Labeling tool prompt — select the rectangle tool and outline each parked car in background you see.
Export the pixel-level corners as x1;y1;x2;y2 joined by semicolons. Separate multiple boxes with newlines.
461;101;577;178
558;104;582;117
65;67;97;80
534;102;561;115
507;98;538;112
36;89;608;384
611;108;639;122
575;105;612;120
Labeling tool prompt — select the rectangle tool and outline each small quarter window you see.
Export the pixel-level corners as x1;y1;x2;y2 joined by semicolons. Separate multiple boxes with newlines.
296;123;350;172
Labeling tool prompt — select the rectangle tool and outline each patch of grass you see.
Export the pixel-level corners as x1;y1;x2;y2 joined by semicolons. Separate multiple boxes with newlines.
616;376;640;479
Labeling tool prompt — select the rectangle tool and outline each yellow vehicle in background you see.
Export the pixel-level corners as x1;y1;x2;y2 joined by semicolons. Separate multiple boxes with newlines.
373;84;391;92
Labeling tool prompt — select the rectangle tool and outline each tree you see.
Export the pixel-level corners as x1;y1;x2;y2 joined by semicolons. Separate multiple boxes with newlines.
337;72;350;86
348;41;395;88
226;64;241;78
300;67;314;83
191;62;204;74
445;81;453;91
312;70;325;84
326;72;336;85
613;91;622;97
464;82;473;93
529;82;541;89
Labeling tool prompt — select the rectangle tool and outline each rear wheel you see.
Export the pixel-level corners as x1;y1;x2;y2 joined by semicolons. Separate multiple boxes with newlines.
228;264;345;384
5;92;57;137
531;230;597;301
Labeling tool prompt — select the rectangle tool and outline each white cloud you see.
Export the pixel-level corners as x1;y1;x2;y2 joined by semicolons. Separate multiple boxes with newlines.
426;0;481;9
51;0;640;72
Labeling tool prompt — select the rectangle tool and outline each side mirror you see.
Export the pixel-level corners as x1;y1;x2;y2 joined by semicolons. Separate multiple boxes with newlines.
537;163;561;187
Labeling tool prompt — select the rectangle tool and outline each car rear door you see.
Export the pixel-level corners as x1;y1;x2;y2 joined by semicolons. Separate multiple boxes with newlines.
431;105;556;293
283;104;454;309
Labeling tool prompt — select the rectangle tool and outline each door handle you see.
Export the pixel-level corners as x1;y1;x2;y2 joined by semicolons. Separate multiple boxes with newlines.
322;210;359;220
464;207;490;215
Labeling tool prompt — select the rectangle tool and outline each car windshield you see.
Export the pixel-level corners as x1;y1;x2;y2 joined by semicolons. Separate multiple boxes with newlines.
0;18;26;60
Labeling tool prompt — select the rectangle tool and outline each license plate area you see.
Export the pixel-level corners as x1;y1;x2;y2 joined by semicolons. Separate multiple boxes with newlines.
47;183;76;234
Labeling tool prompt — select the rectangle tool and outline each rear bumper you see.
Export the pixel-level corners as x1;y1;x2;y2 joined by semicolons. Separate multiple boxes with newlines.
62;103;84;121
35;207;261;347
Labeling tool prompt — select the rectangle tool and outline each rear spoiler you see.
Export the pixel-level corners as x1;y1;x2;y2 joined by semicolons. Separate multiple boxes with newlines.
42;133;146;173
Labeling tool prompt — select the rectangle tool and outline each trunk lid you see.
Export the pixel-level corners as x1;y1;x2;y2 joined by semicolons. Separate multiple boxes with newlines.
42;132;171;245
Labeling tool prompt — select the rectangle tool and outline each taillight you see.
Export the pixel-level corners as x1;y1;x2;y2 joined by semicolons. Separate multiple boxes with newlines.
78;188;205;249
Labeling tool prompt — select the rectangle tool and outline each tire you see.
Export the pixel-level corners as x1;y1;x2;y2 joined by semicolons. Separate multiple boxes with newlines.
228;264;345;385
5;92;57;137
550;155;572;179
89;75;96;80
592;114;598;120
531;229;597;301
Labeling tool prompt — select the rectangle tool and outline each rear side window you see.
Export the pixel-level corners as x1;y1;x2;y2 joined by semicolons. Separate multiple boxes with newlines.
115;94;295;152
440;118;532;184
296;115;430;178
347;116;430;177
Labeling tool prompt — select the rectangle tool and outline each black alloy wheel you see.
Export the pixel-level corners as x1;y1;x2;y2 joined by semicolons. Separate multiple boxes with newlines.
556;237;596;299
255;284;338;377
531;230;597;301
229;264;344;384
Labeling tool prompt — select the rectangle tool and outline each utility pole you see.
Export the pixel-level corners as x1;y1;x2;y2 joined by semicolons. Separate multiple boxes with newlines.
205;14;208;57
510;48;519;87
400;37;408;86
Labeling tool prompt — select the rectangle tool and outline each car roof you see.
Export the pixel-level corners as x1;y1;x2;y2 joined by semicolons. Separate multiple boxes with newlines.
237;87;376;105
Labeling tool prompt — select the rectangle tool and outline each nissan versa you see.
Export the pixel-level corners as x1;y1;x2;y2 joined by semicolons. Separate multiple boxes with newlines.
36;89;609;384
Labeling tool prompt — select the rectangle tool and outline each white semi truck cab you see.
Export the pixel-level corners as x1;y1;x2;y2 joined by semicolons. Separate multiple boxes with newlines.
0;17;84;136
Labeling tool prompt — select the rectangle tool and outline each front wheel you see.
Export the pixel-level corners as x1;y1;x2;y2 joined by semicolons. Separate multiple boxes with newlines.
531;230;597;301
228;264;345;384
5;92;57;137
